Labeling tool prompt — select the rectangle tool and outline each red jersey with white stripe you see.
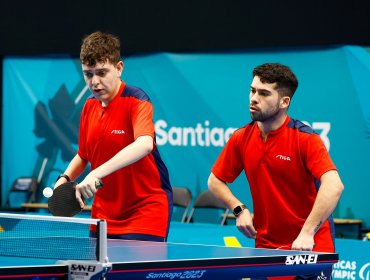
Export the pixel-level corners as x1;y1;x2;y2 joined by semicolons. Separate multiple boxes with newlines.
212;116;336;252
78;81;172;237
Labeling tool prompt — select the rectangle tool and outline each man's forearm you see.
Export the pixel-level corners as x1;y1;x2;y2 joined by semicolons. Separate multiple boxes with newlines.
301;170;344;235
91;135;153;179
208;172;243;210
57;154;88;184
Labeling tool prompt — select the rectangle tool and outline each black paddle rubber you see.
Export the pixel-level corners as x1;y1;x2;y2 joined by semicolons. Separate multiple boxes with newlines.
48;181;83;217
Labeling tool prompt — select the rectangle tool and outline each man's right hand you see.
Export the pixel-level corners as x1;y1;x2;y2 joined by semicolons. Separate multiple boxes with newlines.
236;209;257;239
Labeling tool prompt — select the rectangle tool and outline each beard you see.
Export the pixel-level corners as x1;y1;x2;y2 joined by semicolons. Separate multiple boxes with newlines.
250;101;281;122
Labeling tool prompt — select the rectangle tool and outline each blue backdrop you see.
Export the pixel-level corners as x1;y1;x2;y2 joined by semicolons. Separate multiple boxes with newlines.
2;46;370;228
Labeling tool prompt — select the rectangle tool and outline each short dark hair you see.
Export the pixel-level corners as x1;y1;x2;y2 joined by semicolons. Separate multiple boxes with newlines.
253;63;298;98
80;31;121;66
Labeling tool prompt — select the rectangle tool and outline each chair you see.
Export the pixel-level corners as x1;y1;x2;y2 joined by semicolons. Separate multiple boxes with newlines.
186;189;230;225
4;177;38;210
172;187;192;223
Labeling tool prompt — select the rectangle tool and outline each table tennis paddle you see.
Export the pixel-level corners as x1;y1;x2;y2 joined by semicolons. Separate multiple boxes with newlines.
48;180;102;217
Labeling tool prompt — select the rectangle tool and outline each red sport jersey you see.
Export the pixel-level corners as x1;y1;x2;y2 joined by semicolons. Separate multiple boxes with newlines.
212;116;336;252
78;81;172;237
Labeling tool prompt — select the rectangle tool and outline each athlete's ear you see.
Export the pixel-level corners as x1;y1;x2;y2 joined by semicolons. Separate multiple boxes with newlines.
280;96;291;109
116;61;124;77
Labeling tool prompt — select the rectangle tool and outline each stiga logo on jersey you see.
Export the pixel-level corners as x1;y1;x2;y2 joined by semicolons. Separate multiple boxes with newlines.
276;155;291;161
285;255;318;265
111;129;125;134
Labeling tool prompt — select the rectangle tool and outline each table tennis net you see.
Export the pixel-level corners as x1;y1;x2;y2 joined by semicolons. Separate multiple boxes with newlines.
0;213;107;262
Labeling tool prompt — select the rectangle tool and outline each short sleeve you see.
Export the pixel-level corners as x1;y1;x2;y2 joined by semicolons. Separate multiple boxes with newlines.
77;103;88;161
301;133;337;179
131;99;155;140
211;131;244;183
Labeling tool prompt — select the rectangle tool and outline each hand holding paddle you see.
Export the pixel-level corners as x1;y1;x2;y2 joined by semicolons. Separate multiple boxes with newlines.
48;179;103;217
75;177;104;207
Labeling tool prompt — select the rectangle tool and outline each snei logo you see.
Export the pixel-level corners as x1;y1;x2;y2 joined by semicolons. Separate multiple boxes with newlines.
71;264;96;272
276;154;291;161
285;254;318;265
70;264;97;276
111;130;125;134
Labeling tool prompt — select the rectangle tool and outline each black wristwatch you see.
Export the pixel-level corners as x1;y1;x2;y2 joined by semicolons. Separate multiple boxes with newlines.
233;204;247;217
56;174;71;182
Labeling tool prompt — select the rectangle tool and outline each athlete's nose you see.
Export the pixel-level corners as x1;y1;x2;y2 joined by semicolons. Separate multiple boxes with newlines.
91;74;100;87
250;93;259;104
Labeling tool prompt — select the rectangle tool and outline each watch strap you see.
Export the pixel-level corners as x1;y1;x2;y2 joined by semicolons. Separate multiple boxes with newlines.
56;174;71;183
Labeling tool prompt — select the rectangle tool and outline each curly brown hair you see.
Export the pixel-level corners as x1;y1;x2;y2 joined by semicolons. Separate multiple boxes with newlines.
80;31;121;66
253;63;298;98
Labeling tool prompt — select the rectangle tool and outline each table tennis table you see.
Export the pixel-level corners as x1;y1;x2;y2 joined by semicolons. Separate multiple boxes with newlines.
0;239;338;280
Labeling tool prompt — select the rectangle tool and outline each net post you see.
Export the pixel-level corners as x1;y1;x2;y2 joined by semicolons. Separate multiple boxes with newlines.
97;220;109;263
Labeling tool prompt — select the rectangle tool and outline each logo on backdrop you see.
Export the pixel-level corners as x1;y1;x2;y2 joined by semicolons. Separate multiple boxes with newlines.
155;119;331;150
332;260;370;280
34;84;80;162
359;263;370;280
155;120;236;147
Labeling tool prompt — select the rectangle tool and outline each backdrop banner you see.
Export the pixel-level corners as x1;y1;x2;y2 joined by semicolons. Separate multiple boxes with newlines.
2;46;370;228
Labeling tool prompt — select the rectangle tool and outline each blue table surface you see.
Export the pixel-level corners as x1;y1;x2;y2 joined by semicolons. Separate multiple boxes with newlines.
0;221;339;280
0;237;335;267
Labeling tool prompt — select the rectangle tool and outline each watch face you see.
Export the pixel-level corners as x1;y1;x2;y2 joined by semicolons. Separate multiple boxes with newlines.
234;206;242;215
233;205;246;216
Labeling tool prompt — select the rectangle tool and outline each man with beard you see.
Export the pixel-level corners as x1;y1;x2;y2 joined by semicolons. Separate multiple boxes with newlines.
208;63;343;279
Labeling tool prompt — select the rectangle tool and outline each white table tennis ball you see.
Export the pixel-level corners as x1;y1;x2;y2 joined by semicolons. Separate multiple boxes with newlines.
43;187;54;198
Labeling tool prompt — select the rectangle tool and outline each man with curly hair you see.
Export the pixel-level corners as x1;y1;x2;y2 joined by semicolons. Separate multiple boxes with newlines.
208;63;344;279
55;31;172;242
